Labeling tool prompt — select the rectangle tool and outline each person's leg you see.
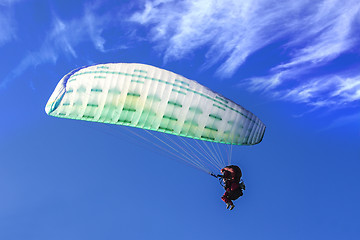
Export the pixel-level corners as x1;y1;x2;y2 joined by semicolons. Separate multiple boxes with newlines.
221;193;233;204
221;192;235;210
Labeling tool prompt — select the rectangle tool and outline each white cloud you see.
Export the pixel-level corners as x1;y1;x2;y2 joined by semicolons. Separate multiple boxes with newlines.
131;0;360;74
130;0;309;75
131;0;360;109
0;0;18;46
0;3;109;89
248;70;360;109
275;0;359;70
246;72;284;92
49;4;109;57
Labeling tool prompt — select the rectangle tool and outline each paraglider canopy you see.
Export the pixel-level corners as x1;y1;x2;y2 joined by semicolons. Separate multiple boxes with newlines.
45;63;266;175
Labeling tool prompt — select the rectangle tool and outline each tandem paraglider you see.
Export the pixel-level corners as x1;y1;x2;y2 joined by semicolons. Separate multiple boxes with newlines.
45;63;265;210
212;165;245;210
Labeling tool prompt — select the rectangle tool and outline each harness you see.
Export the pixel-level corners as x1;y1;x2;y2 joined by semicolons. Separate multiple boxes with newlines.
211;173;246;190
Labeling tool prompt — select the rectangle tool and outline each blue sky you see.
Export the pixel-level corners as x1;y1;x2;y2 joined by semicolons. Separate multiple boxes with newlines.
0;0;359;239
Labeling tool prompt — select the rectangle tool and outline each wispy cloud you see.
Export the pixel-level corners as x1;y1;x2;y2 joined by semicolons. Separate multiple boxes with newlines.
282;73;360;108
130;0;308;75
321;112;360;130
0;2;110;89
131;0;360;111
48;5;109;58
246;67;360;109
0;0;18;46
275;0;359;70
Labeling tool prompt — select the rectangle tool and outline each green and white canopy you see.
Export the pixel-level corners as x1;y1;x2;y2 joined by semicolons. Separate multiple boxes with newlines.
46;63;265;146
